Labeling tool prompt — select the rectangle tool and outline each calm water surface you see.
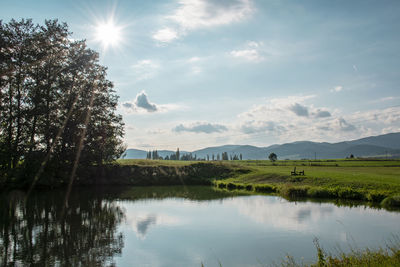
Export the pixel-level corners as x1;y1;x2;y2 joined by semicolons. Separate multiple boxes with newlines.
1;186;399;266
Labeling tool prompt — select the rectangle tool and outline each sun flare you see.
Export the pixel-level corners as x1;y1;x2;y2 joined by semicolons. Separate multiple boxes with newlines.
95;20;122;49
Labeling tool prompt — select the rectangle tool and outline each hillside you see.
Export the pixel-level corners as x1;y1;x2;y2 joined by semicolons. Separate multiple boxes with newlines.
123;132;400;160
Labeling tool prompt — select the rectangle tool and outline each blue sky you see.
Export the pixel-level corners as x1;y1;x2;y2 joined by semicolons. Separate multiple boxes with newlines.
2;0;400;150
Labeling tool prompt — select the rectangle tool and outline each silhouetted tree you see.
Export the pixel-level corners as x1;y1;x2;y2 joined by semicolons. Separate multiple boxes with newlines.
268;152;277;162
0;19;125;185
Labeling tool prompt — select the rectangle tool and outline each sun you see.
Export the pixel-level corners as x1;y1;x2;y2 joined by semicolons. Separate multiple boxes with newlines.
95;20;122;49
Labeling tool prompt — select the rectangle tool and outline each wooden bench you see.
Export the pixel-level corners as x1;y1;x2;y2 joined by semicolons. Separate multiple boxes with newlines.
291;167;305;176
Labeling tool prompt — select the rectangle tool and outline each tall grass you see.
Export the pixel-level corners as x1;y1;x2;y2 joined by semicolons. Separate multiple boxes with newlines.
213;180;400;209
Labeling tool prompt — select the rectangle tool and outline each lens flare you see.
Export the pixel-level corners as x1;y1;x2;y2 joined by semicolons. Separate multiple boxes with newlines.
95;20;122;49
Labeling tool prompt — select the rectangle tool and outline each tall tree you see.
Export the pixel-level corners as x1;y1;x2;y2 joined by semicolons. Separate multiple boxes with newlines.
0;19;125;186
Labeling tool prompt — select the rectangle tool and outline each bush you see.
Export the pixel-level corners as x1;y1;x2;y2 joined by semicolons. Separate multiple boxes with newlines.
381;195;400;207
367;191;388;202
236;184;246;190
254;184;276;193
245;184;253;191
337;188;365;200
226;182;237;190
307;187;336;198
217;182;226;189
279;186;309;198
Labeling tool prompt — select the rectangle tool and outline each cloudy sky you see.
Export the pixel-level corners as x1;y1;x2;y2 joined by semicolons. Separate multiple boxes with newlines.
2;0;400;151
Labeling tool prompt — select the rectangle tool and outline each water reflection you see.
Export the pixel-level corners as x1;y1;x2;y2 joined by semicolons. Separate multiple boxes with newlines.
0;186;399;267
0;188;124;267
223;197;335;231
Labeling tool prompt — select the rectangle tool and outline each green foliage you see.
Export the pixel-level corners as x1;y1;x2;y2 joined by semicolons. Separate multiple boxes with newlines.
337;188;365;200
307;187;337;198
279;185;309;198
0;19;124;186
205;159;400;208
269;152;277;162
254;184;276;193
381;195;400;208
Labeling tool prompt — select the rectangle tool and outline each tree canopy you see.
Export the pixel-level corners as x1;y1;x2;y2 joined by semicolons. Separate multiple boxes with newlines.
268;152;277;162
0;19;125;186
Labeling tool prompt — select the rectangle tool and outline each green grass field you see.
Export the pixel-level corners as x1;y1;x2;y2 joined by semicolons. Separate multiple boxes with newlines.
213;159;400;207
221;160;400;192
117;158;400;207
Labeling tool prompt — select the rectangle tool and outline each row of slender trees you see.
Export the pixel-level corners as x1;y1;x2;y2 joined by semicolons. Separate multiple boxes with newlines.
0;19;125;184
145;148;243;161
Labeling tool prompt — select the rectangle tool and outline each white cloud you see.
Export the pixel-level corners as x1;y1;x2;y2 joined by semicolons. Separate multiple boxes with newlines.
230;41;265;62
369;96;399;104
240;120;285;135
230;49;263;62
173;122;228;134
152;27;179;43
336;117;356;132
126;212;182;239
188;56;201;63
223;196;335;232
331;85;343;93
234;95;367;143
170;0;253;29
122;91;181;114
153;0;254;42
132;60;160;81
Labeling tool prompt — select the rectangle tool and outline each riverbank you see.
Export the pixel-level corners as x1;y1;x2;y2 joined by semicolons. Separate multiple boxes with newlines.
0;160;238;190
210;159;400;208
295;238;400;267
2;158;400;208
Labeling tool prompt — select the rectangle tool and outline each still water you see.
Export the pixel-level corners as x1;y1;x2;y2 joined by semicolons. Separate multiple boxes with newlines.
1;186;399;266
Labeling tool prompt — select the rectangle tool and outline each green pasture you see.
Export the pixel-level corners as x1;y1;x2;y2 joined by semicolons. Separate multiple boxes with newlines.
115;159;400;206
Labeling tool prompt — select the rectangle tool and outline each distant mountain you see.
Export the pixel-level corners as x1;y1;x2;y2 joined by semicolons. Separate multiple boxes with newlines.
347;132;400;149
123;132;400;160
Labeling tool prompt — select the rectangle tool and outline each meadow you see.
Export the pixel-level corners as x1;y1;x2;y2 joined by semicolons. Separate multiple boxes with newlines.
117;158;400;207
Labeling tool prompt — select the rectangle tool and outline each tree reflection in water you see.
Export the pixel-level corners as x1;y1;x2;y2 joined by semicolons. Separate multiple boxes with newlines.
0;188;125;267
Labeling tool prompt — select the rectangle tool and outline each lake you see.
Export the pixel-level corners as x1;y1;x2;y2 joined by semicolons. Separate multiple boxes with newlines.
1;186;399;266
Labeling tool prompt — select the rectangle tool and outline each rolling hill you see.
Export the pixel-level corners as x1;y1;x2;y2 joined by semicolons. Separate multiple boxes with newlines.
123;132;400;160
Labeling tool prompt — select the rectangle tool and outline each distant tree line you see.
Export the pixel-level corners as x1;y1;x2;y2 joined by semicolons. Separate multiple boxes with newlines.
145;148;243;161
0;19;125;185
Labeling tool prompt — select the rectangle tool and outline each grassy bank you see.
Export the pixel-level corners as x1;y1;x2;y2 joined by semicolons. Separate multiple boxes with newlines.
280;238;400;267
116;159;400;208
212;159;400;208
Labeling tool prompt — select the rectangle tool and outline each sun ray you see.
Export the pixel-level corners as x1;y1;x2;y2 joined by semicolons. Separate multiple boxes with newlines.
95;18;122;50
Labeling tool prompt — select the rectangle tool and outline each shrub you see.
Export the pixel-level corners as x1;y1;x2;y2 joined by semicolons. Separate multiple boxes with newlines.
217;182;226;189
254;184;276;193
236;184;245;190
280;185;309;198
245;184;253;191
307;187;336;198
226;182;237;190
337;188;365;200
381;195;400;207
367;191;388;202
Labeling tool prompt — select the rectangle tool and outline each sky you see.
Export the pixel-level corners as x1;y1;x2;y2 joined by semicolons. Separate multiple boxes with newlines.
2;0;400;151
